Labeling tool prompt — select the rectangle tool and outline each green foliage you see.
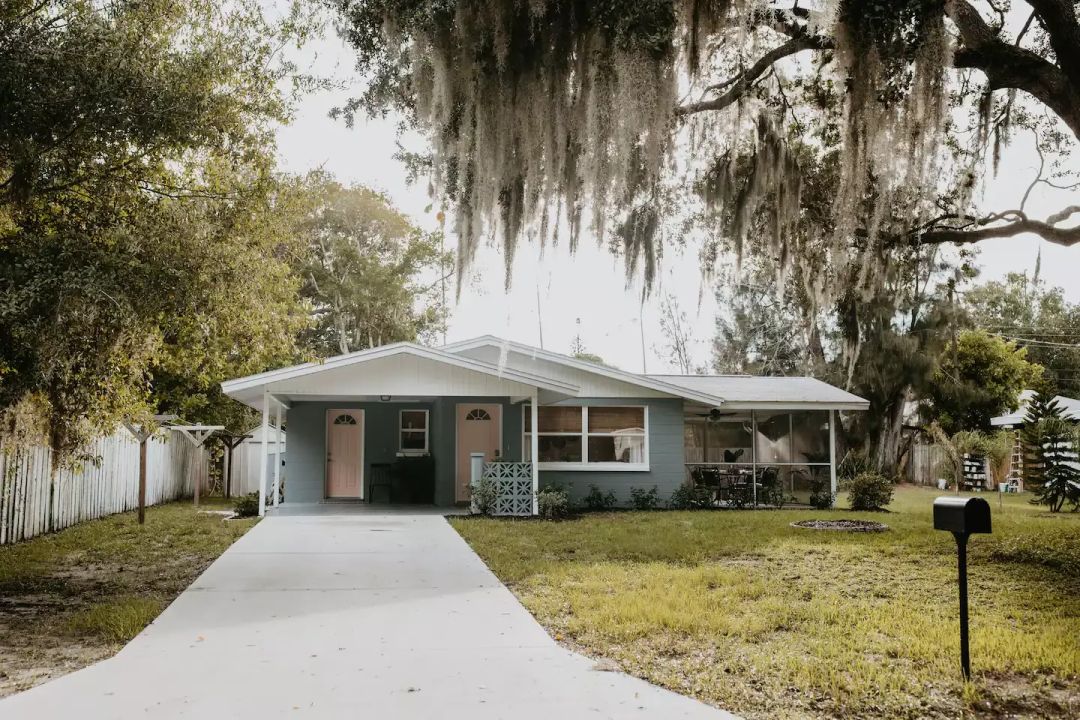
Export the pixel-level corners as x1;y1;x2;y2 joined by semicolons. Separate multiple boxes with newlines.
233;492;260;518
1023;404;1080;513
288;172;451;356
0;0;319;452
808;475;835;510
667;482;711;510
845;472;894;511
966;272;1080;398
536;485;571;519
629;485;660;510
582;484;618;511
757;468;790;509
470;475;498;516
838;449;874;481
926;330;1042;434
1020;388;1064;490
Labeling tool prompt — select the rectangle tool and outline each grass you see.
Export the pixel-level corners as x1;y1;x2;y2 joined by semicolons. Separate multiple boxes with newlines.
450;486;1080;719
0;497;256;696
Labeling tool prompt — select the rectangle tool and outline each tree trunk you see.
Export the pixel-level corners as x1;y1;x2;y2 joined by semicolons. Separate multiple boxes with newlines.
871;392;908;478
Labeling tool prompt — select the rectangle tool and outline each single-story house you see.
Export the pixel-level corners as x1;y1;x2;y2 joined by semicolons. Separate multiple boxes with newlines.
221;336;869;516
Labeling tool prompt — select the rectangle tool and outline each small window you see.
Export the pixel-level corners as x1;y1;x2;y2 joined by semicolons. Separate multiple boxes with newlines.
465;408;492;421
399;409;429;454
333;414;358;425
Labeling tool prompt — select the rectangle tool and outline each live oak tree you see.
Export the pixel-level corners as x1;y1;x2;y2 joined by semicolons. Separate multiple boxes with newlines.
327;0;1080;285
0;0;318;455
328;0;1079;473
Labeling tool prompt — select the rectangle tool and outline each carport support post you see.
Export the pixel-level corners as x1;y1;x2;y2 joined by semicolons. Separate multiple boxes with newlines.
530;391;539;516
257;391;270;517
829;410;838;495
273;401;283;508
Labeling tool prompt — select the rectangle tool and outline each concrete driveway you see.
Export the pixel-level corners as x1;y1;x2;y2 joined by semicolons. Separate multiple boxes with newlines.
1;507;735;719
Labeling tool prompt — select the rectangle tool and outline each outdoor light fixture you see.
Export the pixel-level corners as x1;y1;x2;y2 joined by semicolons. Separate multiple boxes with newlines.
933;496;992;679
380;395;392;401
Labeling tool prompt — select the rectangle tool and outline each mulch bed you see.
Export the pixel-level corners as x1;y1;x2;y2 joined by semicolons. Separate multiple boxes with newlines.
791;519;890;532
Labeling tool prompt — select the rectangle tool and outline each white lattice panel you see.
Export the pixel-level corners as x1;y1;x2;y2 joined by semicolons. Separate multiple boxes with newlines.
482;462;533;516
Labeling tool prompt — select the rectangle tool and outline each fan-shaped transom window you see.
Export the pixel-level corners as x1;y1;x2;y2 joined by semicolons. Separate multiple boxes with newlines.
333;414;358;425
465;408;492;421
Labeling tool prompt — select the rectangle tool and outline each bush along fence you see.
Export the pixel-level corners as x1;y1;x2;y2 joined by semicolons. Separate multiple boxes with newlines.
0;428;210;544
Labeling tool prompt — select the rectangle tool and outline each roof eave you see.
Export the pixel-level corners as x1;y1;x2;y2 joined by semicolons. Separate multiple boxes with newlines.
443;336;726;407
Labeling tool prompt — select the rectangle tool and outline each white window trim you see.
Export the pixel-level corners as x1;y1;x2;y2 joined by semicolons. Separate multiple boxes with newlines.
398;408;429;456
523;405;650;472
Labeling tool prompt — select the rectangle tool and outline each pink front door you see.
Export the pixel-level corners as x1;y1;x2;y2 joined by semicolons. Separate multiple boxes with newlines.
455;404;502;502
326;410;363;498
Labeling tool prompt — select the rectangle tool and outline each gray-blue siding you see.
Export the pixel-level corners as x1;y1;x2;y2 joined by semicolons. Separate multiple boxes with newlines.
537;398;686;505
285;397;685;507
285;398;523;506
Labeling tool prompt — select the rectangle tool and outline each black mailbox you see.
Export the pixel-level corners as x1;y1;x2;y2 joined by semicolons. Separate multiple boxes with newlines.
933;496;992;679
933;496;992;535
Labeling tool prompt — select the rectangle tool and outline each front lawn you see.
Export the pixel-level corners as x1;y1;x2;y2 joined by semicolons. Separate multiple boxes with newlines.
0;499;256;697
451;486;1080;719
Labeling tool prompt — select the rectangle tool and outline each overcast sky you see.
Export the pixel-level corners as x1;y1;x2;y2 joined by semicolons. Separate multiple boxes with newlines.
274;23;1079;374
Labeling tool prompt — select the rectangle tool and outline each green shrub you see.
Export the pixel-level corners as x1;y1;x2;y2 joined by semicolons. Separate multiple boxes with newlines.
757;468;791;509
536;485;571;519
629;485;659;510
808;474;835;510
470;474;498;515
845;472;893;511
233;492;259;518
668;483;712;509
582;484;617;511
838;449;873;481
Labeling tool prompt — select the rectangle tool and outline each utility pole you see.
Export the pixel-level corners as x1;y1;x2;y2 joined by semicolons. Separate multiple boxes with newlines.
536;282;545;349
437;210;447;345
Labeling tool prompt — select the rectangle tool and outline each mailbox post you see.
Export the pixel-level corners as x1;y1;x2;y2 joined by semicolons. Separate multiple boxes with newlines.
933;496;992;679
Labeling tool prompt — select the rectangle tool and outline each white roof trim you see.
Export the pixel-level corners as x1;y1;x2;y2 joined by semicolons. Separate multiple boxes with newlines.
442;335;727;407
221;342;581;397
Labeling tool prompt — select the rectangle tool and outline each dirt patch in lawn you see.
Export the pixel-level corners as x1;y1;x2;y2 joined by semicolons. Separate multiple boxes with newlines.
791;519;890;532
0;499;256;698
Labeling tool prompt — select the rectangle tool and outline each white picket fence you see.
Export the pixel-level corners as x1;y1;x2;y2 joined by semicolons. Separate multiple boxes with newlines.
0;428;210;545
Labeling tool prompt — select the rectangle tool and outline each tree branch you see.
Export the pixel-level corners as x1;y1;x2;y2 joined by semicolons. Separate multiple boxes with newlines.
675;36;826;116
948;0;1080;139
920;208;1080;246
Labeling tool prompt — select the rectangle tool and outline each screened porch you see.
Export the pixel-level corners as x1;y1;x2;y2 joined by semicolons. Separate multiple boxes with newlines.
683;407;838;507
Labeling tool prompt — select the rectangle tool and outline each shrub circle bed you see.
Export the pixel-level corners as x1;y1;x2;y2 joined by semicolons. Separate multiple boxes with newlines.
791;519;890;532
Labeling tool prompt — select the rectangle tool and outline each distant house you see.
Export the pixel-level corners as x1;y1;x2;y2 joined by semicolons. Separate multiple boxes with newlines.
221;336;868;516
990;389;1080;488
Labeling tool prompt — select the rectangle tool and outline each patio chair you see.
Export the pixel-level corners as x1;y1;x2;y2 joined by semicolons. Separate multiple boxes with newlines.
368;463;394;504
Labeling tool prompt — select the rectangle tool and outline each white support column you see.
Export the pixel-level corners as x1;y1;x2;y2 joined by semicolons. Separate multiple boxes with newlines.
257;391;270;517
829;409;838;495
273;401;283;508
530;391;539;516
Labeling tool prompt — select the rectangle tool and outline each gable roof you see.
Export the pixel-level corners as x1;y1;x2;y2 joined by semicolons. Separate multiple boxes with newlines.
441;335;727;407
443;335;869;410
221;342;580;409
